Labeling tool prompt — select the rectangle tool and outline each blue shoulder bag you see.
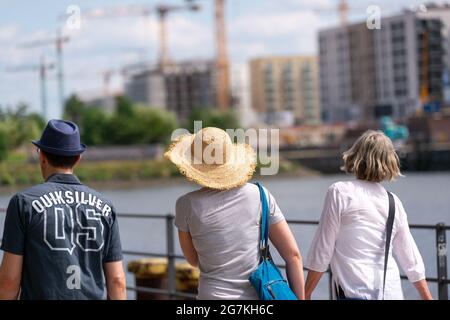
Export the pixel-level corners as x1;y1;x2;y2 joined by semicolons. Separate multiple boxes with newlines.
248;182;298;300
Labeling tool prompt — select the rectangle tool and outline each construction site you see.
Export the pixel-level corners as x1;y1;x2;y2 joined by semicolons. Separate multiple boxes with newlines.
2;1;450;172
6;0;231;121
4;0;358;123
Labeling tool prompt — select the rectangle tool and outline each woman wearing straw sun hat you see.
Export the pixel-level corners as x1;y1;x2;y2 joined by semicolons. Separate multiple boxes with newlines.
165;127;305;300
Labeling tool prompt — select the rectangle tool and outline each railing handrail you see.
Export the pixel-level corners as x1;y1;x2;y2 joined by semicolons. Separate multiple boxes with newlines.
116;213;450;230
116;213;449;300
0;210;448;299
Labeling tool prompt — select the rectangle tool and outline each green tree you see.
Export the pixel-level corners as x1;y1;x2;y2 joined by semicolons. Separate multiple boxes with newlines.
0;104;45;149
80;108;110;145
64;94;86;124
0;126;8;161
135;106;178;144
115;95;135;118
186;107;240;132
0;103;45;161
62;94;179;146
106;96;137;144
109;118;136;145
27;112;46;131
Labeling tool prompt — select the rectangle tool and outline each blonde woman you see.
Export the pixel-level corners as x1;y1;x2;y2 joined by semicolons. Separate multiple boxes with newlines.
305;130;432;300
165;127;305;300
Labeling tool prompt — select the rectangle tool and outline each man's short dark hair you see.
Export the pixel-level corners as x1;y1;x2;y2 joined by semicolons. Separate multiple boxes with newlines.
41;151;80;169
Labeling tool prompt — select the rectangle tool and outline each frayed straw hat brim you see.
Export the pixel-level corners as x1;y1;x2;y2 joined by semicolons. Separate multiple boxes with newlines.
164;134;257;190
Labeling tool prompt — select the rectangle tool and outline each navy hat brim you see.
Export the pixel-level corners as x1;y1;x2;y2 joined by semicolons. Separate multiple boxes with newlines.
32;140;86;156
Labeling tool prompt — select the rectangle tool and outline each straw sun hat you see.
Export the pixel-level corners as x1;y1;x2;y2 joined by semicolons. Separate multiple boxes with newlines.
164;127;257;190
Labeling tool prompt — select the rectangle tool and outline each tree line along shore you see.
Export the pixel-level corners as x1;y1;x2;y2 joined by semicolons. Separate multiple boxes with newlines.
0;157;310;188
0;94;239;187
0;96;312;188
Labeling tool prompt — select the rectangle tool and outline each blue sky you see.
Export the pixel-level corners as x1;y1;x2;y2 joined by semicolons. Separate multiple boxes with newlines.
0;0;442;118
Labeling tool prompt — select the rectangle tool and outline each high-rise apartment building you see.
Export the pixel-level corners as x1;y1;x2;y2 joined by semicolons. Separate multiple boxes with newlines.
250;56;321;126
319;6;448;123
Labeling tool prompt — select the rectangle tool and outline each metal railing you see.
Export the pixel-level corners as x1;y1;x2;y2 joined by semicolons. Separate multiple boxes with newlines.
0;209;448;299
118;213;449;300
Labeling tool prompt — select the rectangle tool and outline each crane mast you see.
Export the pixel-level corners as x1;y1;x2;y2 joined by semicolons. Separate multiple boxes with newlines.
7;57;55;119
215;0;230;111
80;3;200;70
18;32;69;112
338;0;349;26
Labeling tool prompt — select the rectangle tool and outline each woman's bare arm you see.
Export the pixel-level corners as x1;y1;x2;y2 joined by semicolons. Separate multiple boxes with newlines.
304;270;324;300
413;279;433;300
178;230;199;268
269;220;305;299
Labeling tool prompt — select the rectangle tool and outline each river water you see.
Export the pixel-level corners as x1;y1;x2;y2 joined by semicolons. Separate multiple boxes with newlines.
0;172;449;300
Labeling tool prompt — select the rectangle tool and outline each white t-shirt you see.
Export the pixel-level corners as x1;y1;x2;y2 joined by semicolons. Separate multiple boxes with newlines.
306;179;426;300
175;183;285;300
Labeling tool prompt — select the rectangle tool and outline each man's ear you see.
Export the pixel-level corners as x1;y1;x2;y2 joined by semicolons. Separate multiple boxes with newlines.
39;151;46;164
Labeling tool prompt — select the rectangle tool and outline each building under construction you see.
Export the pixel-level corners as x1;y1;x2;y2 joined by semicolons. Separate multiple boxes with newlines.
125;60;217;121
73;0;231;122
319;4;449;124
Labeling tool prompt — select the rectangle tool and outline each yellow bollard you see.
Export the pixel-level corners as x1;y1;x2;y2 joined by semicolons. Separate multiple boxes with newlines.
128;258;168;300
175;262;200;300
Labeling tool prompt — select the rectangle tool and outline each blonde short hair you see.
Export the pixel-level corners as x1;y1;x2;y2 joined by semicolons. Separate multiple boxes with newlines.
342;130;402;182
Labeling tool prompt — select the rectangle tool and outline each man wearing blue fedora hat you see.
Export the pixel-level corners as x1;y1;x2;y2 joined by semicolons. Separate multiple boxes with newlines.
0;119;126;300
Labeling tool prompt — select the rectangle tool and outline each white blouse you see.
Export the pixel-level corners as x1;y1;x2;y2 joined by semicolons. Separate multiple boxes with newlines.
306;180;426;300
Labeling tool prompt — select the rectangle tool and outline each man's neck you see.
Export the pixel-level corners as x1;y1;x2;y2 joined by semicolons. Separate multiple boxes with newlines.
44;168;74;180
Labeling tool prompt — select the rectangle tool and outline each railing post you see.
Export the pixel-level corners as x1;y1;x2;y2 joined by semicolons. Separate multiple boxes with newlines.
166;214;176;300
328;270;333;300
436;223;448;300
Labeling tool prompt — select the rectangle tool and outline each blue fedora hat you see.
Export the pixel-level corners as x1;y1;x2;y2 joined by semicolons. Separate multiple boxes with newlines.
32;119;87;156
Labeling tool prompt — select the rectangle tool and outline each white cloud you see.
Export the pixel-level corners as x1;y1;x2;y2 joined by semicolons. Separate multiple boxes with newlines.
228;9;326;62
285;0;334;10
2;0;418;114
167;16;213;60
62;13;212;61
0;25;17;42
230;42;270;61
53;14;213;103
0;5;328;114
63;17;157;53
0;25;53;114
231;10;321;38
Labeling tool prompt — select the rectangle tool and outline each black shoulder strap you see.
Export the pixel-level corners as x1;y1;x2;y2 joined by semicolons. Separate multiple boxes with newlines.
383;191;396;300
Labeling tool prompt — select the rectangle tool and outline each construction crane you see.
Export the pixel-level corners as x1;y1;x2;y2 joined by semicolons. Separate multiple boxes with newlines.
61;63;140;107
73;2;201;70
18;30;69;111
189;0;376;112
6;56;55;119
214;0;230;111
338;0;349;26
313;1;389;27
60;67;126;97
420;30;430;107
186;0;230;111
311;0;350;27
418;24;441;115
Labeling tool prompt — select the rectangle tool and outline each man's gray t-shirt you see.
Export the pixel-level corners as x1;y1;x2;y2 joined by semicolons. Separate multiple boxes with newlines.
175;183;285;300
0;173;122;300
